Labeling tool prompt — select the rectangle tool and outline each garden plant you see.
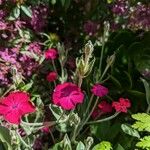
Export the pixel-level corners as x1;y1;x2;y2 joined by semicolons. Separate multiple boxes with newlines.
0;0;150;150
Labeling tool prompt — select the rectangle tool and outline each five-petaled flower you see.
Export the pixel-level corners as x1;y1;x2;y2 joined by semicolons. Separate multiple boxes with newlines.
91;84;108;97
52;82;84;110
45;48;58;60
0;91;36;124
112;98;131;113
46;71;57;82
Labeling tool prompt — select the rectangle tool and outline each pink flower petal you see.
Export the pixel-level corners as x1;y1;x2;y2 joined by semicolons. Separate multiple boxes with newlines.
20;102;36;115
59;97;75;110
71;91;84;103
7;91;30;103
4;110;21;124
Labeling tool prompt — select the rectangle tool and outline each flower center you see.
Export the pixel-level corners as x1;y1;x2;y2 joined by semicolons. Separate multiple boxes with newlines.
61;86;78;97
12;104;19;109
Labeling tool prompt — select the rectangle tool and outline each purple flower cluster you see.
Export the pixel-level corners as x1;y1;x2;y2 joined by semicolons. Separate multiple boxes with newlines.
84;20;100;36
30;4;49;32
128;3;150;31
111;0;129;16
0;42;42;86
110;1;150;31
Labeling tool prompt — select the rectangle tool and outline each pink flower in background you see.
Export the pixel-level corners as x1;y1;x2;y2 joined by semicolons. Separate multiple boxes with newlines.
112;98;131;113
98;101;112;113
46;71;57;82
91;108;101;119
28;42;42;55
92;101;112;119
52;82;84;110
91;84;108;97
45;48;58;60
0;91;35;124
41;127;49;133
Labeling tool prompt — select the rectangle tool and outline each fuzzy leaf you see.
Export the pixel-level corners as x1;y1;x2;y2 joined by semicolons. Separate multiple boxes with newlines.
121;124;140;138
132;113;150;132
21;5;32;18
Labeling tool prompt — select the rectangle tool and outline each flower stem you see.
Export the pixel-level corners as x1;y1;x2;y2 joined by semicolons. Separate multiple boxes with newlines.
98;35;105;77
86;112;120;124
83;94;94;118
78;75;83;88
16;131;30;148
99;63;110;81
21;121;43;126
73;97;99;140
52;60;57;74
1;85;14;97
49;129;55;144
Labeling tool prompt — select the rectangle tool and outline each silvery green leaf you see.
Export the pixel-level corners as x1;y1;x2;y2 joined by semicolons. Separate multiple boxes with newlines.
121;124;140;138
76;142;85;150
63;134;72;150
21;5;32;18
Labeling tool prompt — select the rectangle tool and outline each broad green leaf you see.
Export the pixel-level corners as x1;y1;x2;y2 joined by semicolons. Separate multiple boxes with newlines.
121;124;140;138
132;113;150;132
141;78;150;106
76;142;85;150
21;5;32;18
92;141;112;150
115;144;125;150
0;126;12;150
136;136;150;149
127;90;145;98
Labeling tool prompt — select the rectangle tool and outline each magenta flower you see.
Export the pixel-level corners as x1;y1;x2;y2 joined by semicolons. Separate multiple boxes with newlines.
52;82;84;110
98;101;112;113
91;84;108;97
45;48;58;60
0;91;36;124
112;98;131;113
46;71;57;82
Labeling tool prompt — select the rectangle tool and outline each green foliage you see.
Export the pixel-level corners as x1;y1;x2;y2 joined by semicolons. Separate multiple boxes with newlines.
0;126;12;150
132;113;150;149
115;144;125;150
132;113;150;132
121;124;140;138
92;141;112;150
49;134;72;150
76;142;85;150
136;136;150;150
141;78;150;106
20;5;32;18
